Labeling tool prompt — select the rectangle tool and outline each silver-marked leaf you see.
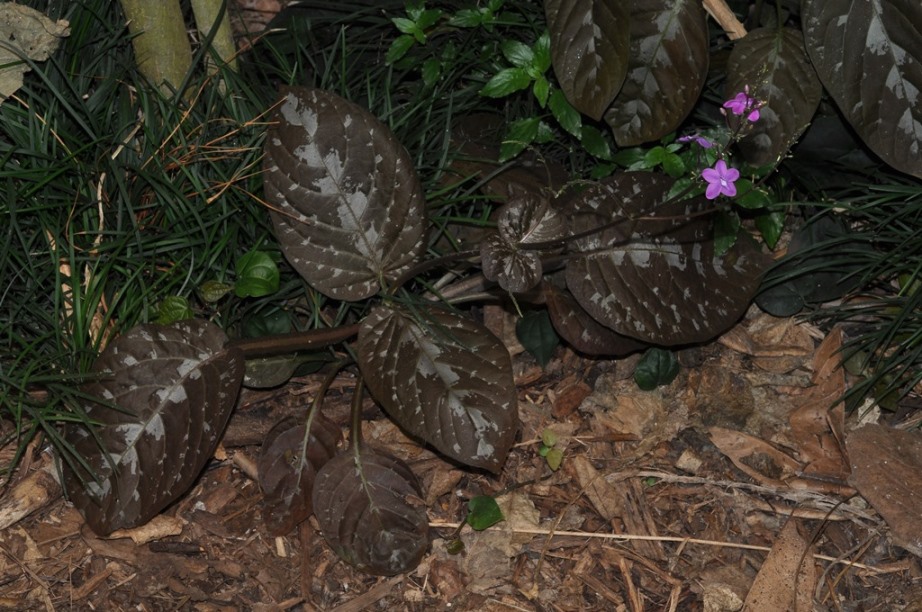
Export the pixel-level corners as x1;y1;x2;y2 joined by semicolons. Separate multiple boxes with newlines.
803;0;922;178
545;0;630;121
257;413;340;536
605;0;708;146
543;281;647;356
565;172;766;345
481;195;567;293
726;27;822;167
263;87;427;300
61;320;244;535
357;305;518;472
312;446;429;575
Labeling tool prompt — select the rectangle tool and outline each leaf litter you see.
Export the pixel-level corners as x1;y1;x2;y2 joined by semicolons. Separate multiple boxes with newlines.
5;303;922;609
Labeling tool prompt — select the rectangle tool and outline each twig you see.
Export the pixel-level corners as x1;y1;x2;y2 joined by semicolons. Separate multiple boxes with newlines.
427;523;894;574
702;0;748;40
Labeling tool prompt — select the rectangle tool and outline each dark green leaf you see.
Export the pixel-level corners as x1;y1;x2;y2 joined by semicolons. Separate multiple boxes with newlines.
634;347;680;390
243;308;291;338
545;0;630;120
713;210;741;257
515;310;560;367
235;250;280;298
734;179;773;210
532;75;550;107
605;0;709;146
422;57;441;87
500;116;541;162
481;67;532;98
726;27;822;167
467;495;504;530
549;88;582;137
357;305;519;472
803;0;922;178
580;125;612;160
755;209;785;249
447;8;484;27
501;39;535;68
386;34;416;64
199;280;233;303
156;296;193;325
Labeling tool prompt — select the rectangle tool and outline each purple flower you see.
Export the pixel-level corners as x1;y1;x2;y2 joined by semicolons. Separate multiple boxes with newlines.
677;134;713;149
701;160;740;200
723;87;762;122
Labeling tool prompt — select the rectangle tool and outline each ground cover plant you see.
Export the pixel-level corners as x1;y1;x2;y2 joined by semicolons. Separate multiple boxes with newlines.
1;0;921;583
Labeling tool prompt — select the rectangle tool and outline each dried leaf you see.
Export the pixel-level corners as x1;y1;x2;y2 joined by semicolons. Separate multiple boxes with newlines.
263;87;427;300
743;519;816;611
709;426;803;487
257;413;340;536
847;424;922;556
312;445;429;575
62;320;244;535
357;305;519;472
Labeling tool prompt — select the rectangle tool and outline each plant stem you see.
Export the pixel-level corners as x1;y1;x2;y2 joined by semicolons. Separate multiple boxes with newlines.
118;0;192;93
226;323;361;359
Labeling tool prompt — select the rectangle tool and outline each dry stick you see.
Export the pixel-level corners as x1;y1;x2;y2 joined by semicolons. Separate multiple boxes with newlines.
427;523;893;575
702;0;748;40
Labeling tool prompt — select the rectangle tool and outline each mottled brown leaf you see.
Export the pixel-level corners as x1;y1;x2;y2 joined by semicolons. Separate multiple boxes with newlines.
263;87;427;300
61;320;244;535
312;445;429;575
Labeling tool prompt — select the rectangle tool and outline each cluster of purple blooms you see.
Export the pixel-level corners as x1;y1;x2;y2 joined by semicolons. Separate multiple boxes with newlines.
678;87;763;200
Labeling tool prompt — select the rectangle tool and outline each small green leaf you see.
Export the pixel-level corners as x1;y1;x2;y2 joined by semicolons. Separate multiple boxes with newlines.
415;8;443;31
538;445;550;457
580;125;611;160
541;428;558;448
548;89;581;138
644;146;667;166
634;347;680;391
735;180;773;210
156;296;193;325
467;495;504;530
755;209;785;249
235;250;280;298
516;310;559;367
545;447;563;471
422;57;441;86
447;9;483;27
392;17;418;35
446;539;465;554
714;211;741;256
243;308;291;338
481;67;532;97
533;31;551;73
661;153;686;177
532;75;549;107
199;280;233;303
386;35;417;64
501;39;534;67
500;117;540;162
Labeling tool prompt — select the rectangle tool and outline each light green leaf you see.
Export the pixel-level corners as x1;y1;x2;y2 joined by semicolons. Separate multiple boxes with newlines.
501;39;534;68
549;88;582;137
235;250;280;298
481;67;532;97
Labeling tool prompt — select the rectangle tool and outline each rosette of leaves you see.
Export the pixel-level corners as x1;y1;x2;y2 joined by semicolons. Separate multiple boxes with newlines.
312;384;429;576
262;86;428;300
357;304;518;473
257;412;340;536
481;194;567;293
564;172;767;345
61;320;244;534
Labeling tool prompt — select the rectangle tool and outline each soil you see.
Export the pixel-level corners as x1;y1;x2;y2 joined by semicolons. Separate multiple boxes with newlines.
2;305;922;611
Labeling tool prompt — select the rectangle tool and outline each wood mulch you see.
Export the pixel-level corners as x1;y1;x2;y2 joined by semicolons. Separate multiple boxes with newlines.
2;305;922;611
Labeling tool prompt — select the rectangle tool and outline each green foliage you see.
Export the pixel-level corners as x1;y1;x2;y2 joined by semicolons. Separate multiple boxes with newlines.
466;495;504;530
516;310;559;367
234;250;280;298
634;348;680;391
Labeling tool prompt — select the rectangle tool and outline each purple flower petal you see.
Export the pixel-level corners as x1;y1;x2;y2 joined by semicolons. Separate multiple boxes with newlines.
701;160;740;200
